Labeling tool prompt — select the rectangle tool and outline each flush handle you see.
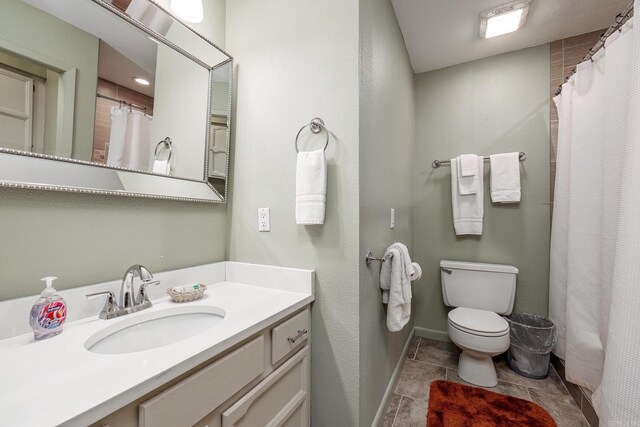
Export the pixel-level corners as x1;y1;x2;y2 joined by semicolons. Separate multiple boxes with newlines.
441;267;452;275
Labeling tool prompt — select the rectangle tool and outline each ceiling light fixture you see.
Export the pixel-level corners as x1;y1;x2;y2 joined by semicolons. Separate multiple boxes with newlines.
170;0;204;23
479;0;530;39
134;77;150;86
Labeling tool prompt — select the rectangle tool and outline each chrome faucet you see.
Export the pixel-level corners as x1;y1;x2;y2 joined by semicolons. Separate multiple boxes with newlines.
120;264;154;308
86;264;159;319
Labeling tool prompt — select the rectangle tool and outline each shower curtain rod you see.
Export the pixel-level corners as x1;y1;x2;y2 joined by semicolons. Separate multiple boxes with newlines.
555;1;634;96
96;93;149;113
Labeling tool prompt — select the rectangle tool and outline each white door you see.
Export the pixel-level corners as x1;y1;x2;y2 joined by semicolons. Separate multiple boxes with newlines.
209;124;227;177
0;67;33;152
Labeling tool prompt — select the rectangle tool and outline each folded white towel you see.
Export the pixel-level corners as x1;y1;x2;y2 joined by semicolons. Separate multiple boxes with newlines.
459;154;477;177
296;149;326;225
152;159;170;174
457;156;479;195
451;156;484;235
380;246;411;332
490;152;521;203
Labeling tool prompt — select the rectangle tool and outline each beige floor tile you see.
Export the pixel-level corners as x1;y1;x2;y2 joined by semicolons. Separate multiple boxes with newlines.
446;368;532;401
495;359;568;395
406;337;420;360
530;389;589;427
393;396;428;427
382;393;402;427
414;338;460;369
395;359;445;401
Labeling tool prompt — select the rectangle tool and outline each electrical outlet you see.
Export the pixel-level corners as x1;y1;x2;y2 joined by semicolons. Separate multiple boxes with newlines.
258;208;270;232
390;208;395;229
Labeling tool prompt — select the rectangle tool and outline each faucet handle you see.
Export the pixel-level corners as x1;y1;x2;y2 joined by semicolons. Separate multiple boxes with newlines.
86;291;119;319
136;280;160;305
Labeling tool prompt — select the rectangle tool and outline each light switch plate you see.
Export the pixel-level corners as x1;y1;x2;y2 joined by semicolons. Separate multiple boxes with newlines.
390;208;395;229
258;208;270;232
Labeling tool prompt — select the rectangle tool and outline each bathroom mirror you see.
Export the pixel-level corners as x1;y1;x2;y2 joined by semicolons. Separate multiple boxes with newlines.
0;0;232;202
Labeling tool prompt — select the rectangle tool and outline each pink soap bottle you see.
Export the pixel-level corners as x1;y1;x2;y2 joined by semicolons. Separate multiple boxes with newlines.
29;277;67;340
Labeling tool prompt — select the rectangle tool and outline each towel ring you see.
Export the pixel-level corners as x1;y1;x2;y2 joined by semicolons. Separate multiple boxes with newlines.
154;137;173;162
295;118;329;153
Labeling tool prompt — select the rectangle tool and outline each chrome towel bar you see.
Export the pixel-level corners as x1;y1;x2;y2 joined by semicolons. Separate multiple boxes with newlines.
365;251;393;267
432;152;526;169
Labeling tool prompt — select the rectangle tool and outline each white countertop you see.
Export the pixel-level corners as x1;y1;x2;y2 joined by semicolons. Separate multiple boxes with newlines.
0;262;314;427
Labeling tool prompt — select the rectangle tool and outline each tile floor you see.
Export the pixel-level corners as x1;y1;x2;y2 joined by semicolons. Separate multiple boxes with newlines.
383;337;589;427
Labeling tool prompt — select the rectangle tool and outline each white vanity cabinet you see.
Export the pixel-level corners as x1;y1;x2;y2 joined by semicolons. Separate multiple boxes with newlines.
91;308;310;427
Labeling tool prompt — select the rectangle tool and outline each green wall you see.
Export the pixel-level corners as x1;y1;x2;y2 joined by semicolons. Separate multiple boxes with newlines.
359;0;415;424
0;188;227;300
413;45;551;334
226;0;362;425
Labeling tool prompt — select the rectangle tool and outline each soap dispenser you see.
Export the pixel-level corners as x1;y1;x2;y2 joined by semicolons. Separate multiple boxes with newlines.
29;277;67;340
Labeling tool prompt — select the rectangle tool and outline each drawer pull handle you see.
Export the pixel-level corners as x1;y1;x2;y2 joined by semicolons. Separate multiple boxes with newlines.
287;329;308;344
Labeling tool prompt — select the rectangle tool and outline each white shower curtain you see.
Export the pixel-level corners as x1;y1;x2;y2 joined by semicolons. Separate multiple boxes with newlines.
550;13;640;425
107;107;152;171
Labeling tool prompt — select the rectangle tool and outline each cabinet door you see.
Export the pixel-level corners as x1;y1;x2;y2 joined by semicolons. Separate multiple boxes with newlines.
222;346;309;427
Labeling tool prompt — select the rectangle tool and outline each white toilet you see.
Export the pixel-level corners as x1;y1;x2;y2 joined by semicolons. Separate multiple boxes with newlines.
440;260;518;387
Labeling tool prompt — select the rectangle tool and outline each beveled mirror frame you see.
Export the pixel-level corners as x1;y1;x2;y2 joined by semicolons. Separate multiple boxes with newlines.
0;0;233;203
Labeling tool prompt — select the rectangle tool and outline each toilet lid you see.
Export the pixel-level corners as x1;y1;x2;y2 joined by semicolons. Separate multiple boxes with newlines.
448;307;509;336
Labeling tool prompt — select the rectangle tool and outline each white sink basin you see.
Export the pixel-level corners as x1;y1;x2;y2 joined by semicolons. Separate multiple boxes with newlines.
85;305;225;354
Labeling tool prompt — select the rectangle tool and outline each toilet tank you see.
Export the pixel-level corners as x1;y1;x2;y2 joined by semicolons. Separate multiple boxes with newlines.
440;260;518;315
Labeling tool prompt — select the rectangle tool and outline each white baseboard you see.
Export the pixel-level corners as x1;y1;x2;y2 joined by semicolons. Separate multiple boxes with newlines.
414;326;450;342
370;328;415;427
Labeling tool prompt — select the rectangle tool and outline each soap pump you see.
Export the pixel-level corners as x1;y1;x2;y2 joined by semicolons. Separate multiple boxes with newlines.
29;276;67;340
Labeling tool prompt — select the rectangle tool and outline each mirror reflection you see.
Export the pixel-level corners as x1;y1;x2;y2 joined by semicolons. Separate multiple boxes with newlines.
0;0;231;200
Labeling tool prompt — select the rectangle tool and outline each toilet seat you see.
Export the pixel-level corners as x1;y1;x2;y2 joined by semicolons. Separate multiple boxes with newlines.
448;307;509;337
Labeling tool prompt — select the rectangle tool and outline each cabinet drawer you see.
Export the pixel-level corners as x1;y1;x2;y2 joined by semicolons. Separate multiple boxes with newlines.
222;346;309;427
271;309;310;365
139;336;265;427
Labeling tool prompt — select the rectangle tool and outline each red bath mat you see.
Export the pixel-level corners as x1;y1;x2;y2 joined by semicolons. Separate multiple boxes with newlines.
427;380;557;427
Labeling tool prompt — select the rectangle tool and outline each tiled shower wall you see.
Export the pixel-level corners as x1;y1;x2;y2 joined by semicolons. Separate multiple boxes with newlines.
549;30;603;202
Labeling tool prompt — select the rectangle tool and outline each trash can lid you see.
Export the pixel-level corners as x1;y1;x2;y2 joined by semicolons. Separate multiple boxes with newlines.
448;307;509;336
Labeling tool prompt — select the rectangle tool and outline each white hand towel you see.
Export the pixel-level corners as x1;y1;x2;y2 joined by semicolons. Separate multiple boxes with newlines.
459;154;477;177
379;246;411;332
296;149;326;225
152;160;170;174
390;242;416;279
451;156;484;235
457;156;479;195
490;152;521;203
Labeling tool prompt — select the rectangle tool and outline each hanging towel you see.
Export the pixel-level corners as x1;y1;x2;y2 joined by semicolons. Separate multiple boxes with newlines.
152;159;170;174
380;246;411;332
296;149;326;225
390;242;420;281
490;152;521;203
457;155;479;195
459;154;478;177
451;156;484;235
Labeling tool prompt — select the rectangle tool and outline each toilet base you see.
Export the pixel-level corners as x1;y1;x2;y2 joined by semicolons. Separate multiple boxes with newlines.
457;351;498;387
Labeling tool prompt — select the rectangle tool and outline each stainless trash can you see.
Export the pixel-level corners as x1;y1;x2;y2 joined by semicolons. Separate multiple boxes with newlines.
505;313;557;379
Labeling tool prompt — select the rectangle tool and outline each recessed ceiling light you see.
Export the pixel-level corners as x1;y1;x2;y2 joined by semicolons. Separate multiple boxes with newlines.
479;0;530;39
134;77;150;86
170;0;204;23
